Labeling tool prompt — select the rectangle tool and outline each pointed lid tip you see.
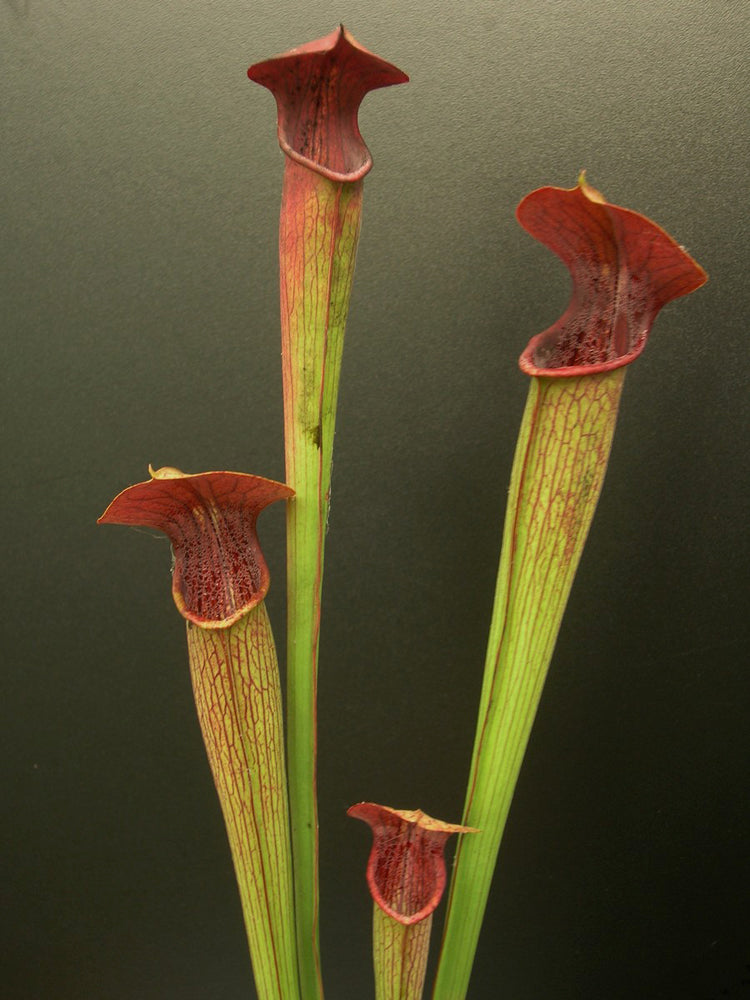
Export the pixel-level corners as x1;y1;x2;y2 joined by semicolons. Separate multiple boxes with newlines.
247;26;407;181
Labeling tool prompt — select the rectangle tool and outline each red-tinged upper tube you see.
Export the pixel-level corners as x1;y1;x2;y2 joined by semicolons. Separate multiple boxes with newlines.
98;467;293;628
517;175;707;377
347;802;477;926
248;25;408;183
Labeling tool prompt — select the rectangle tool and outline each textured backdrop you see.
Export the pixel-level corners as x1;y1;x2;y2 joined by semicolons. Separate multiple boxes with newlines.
2;1;748;998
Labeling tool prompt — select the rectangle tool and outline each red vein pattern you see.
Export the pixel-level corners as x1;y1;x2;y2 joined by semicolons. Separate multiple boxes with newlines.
248;25;408;183
467;371;625;825
517;177;707;376
188;605;298;1000
348;803;475;926
436;370;627;999
98;468;293;628
373;907;432;1000
277;155;364;1000
277;158;364;756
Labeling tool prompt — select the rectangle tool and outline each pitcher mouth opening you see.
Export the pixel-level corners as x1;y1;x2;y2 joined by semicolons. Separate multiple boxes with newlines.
516;175;707;378
98;467;293;628
248;25;409;183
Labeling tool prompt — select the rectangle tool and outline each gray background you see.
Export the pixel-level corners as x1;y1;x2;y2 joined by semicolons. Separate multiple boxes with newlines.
2;1;748;998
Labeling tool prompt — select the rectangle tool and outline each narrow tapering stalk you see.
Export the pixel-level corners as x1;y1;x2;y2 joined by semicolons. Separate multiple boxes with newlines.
373;907;432;1000
280;159;363;998
433;177;706;999
188;604;298;1000
249;30;407;999
433;370;625;998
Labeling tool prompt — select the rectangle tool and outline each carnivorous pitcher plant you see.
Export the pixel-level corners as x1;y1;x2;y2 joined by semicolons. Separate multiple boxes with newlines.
99;25;708;1000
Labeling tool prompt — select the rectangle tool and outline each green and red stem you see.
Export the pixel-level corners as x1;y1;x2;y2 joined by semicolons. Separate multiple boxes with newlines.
373;908;433;1000
280;160;363;998
433;369;625;999
188;605;298;1000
